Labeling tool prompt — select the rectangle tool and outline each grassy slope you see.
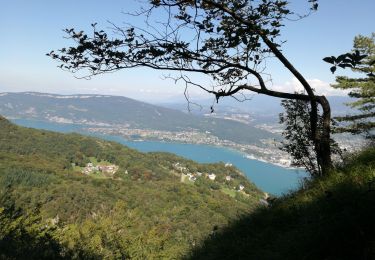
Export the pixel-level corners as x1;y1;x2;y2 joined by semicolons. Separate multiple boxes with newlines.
187;147;375;260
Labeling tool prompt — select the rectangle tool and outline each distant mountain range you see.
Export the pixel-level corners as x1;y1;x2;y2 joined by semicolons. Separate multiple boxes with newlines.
156;95;355;123
0;92;276;145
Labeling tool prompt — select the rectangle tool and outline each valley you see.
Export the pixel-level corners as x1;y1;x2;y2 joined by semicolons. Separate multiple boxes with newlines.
0;92;294;167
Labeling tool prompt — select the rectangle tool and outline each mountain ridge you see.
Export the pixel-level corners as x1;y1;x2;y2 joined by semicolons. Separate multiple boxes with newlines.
0;91;276;145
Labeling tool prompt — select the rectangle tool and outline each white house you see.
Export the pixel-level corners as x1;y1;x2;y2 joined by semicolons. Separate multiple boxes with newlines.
238;184;245;191
225;175;232;181
208;173;216;180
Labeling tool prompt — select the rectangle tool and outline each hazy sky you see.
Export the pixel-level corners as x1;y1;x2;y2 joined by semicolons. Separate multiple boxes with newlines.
0;0;374;102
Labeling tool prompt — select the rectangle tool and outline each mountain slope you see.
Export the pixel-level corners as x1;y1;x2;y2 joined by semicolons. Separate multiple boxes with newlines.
0;116;263;259
0;92;276;144
186;147;375;260
158;95;356;115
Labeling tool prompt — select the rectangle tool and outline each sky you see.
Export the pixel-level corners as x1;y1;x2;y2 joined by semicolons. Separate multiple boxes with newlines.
0;0;374;102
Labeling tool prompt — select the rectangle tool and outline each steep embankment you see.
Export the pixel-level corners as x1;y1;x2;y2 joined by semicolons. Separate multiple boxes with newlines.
187;147;375;260
0;116;263;259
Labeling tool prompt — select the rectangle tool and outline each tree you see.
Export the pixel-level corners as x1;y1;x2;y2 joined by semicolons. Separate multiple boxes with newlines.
279;98;340;176
280;99;321;175
323;33;375;140
48;0;333;176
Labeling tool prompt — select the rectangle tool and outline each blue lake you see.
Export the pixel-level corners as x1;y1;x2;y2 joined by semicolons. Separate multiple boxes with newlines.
12;119;307;196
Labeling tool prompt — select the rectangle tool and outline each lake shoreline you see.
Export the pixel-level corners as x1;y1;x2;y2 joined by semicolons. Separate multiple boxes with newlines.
10;118;307;195
9;117;294;169
82;126;295;170
123;137;299;171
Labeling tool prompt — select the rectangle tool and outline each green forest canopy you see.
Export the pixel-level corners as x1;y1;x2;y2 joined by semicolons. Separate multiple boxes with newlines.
0;116;263;259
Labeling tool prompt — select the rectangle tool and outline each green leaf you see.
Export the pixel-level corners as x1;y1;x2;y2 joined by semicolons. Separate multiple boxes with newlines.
336;54;347;63
323;56;335;64
338;63;352;69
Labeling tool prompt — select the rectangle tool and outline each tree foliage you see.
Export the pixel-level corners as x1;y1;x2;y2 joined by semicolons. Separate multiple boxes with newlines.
280;99;320;175
47;0;319;104
324;33;375;139
280;99;340;176
48;0;334;175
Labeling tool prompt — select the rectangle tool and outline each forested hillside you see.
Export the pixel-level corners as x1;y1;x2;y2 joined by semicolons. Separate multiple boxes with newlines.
2;115;373;260
0;116;263;259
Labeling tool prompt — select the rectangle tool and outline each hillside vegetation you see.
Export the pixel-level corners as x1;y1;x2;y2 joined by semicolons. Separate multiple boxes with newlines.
1;115;373;259
0;116;263;259
187;147;375;260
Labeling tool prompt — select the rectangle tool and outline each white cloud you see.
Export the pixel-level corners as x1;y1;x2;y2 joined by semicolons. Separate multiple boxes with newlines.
272;78;349;96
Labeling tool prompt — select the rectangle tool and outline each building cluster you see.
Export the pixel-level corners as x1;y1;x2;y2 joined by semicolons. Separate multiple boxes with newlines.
86;126;296;168
173;162;245;192
87;127;221;145
174;162;219;183
82;162;118;176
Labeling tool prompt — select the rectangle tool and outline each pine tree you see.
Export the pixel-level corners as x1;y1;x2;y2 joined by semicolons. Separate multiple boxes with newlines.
324;33;375;139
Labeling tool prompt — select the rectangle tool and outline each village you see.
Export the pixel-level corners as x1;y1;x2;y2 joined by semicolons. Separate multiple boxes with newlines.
81;161;119;178
173;162;246;192
78;158;270;204
79;158;267;203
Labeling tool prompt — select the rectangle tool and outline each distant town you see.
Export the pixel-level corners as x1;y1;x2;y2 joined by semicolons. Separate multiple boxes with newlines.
85;120;366;169
85;125;294;168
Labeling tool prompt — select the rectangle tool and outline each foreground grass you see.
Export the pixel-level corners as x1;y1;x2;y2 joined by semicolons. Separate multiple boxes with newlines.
187;147;375;260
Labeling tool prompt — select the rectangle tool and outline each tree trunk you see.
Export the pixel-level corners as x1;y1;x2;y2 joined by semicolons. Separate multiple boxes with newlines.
317;96;332;176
